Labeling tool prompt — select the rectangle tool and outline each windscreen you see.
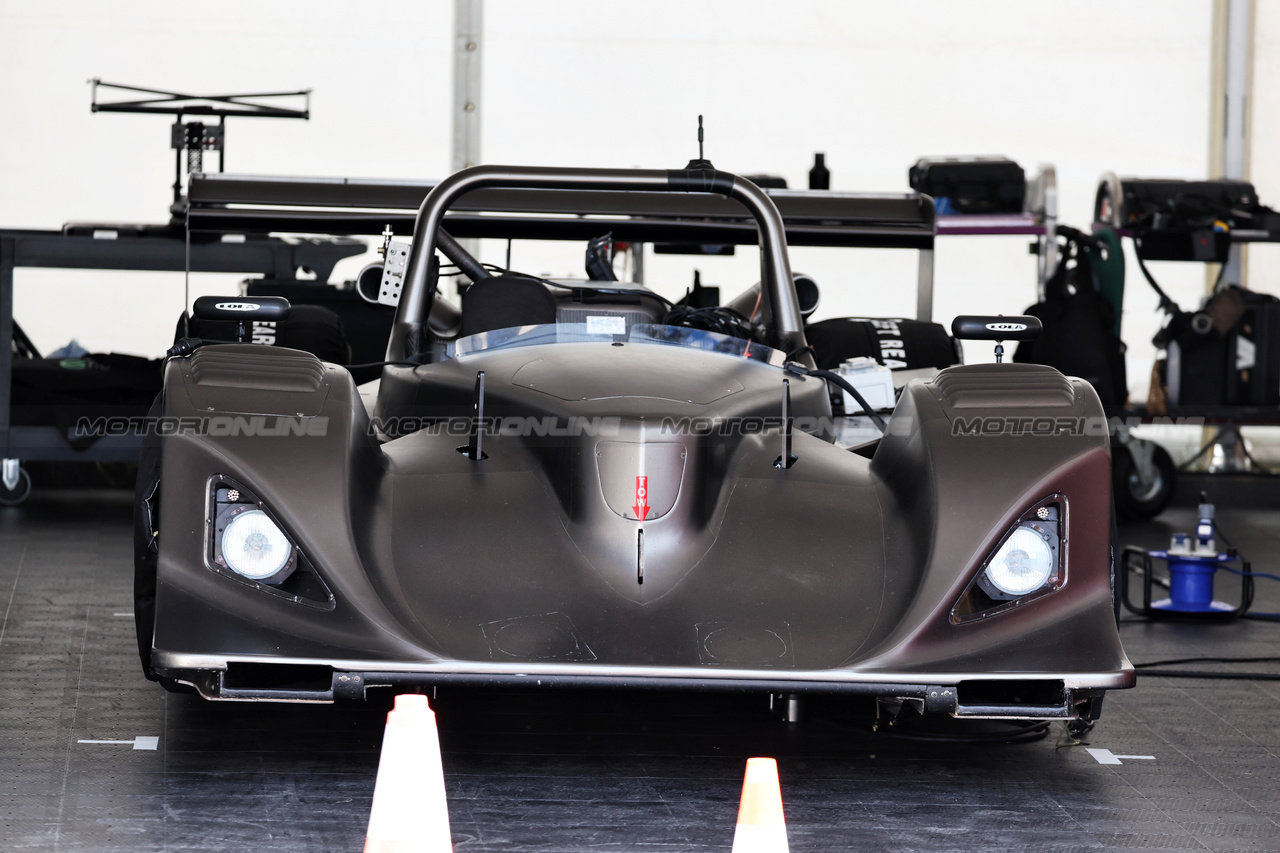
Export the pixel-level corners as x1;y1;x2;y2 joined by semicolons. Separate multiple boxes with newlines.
450;323;787;366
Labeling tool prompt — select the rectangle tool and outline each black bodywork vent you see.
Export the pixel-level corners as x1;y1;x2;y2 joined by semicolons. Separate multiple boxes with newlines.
955;679;1070;718
189;347;325;392
222;663;333;696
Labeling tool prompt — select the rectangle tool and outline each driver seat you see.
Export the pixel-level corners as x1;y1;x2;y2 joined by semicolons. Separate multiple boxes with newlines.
460;275;558;338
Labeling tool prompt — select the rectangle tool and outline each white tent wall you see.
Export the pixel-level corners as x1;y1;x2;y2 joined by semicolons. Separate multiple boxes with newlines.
1247;1;1280;304
0;0;1269;403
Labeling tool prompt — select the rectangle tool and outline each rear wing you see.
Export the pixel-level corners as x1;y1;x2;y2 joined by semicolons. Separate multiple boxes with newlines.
184;172;939;320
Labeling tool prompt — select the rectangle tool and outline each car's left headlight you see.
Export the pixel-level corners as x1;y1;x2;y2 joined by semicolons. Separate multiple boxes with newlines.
211;483;298;585
221;509;293;580
205;477;335;609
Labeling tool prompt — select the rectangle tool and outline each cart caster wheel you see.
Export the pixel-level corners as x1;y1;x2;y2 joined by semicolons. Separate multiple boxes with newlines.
0;467;32;506
1112;442;1175;520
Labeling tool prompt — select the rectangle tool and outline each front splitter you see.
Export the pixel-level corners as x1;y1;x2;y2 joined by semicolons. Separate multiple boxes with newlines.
153;650;1135;717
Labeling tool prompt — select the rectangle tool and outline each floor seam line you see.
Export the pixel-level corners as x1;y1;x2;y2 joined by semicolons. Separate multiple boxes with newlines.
0;538;29;652
52;584;95;852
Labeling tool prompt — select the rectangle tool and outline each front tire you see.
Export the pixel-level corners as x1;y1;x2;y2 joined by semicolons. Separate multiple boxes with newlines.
134;395;163;680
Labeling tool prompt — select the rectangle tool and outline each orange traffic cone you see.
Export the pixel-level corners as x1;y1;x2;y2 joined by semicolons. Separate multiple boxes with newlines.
731;757;789;853
364;693;452;853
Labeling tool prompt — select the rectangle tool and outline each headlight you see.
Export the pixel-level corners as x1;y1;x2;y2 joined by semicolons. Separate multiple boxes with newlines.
207;478;333;607
982;523;1055;597
221;509;293;580
953;500;1063;622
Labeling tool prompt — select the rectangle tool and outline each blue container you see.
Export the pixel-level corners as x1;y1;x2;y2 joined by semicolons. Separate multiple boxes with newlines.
1150;551;1235;613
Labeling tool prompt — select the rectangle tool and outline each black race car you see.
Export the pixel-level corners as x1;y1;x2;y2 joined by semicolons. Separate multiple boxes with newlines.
134;163;1131;724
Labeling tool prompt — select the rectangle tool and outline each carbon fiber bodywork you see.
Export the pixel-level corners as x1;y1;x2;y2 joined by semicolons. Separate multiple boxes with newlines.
143;166;1132;719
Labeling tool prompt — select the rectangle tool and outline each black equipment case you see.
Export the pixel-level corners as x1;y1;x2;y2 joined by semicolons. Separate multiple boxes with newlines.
1094;176;1267;263
908;156;1026;215
1157;285;1280;407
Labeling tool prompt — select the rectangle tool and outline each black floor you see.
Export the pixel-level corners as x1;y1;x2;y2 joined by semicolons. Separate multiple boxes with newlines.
2;491;1280;851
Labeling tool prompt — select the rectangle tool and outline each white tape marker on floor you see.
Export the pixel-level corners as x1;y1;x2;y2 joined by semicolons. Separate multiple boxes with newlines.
78;736;159;750
1086;748;1155;765
112;612;133;617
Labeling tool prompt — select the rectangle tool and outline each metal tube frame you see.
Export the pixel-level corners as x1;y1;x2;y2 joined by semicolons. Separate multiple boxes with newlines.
388;165;804;360
0;238;12;460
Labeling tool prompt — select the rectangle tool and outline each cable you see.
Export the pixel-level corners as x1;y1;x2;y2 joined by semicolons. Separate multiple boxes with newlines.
784;363;888;431
872;720;1050;744
816;369;888;431
343;360;422;370
1177;431;1280;476
663;305;756;340
436;228;491;283
1210;258;1229;292
1132;237;1182;315
165;339;423;371
1136;670;1280;681
1176;434;1220;472
1212;516;1237;550
1219;564;1280;584
1134;655;1280;668
437;264;490;278
1239;441;1280;476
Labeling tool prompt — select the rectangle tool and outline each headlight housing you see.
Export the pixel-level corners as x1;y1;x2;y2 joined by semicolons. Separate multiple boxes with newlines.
205;477;334;609
952;499;1064;623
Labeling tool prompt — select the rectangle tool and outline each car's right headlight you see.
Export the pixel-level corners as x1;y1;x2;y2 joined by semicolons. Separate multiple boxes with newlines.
980;523;1056;598
953;500;1064;623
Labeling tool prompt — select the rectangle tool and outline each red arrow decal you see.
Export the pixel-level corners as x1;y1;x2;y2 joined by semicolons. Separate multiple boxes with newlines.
632;475;650;521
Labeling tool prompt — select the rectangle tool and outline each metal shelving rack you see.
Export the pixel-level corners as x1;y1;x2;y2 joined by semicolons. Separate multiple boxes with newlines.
931;164;1060;294
0;231;364;489
0;82;362;502
1093;173;1280;484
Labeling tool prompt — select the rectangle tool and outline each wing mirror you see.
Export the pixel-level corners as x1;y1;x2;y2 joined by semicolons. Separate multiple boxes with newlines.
950;315;1041;364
